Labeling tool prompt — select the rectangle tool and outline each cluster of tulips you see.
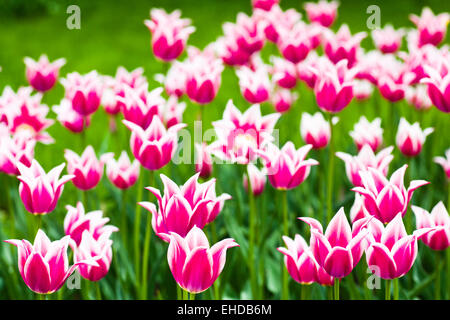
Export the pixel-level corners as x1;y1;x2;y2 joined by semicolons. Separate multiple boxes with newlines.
0;0;449;300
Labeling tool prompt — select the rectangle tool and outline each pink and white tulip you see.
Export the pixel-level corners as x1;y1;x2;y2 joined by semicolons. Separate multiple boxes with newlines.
413;202;450;251
243;163;266;196
105;151;140;189
277;23;312;64
24;55;66;92
349;116;383;152
410;8;450;47
0;131;35;176
194;143;213;179
271;89;297;113
304;0;339;27
53;99;89;133
236;65;271;104
300;112;331;149
371;25;404;54
396;118;433;157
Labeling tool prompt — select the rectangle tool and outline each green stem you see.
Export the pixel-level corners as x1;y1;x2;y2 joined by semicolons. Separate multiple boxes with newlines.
393;278;399;300
435;252;441;300
121;189;128;250
96;282;102;300
326;113;335;223
385;280;391;300
301;285;309;300
141;170;154;300
177;286;182;300
334;278;340;300
247;168;258;300
189;292;196;300
281;190;289;300
134;170;145;294
182;289;189;301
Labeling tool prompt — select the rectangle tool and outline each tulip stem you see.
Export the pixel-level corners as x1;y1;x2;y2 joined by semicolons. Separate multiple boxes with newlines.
326;113;335;223
121;189;128;250
141;170;154;300
247;168;258;300
190;293;196;300
95;282;102;300
177;286;182;300
385;280;391;300
435;252;442;300
334;278;340;300
393;278;399;300
281;190;289;300
134;170;145;295
182;289;189;300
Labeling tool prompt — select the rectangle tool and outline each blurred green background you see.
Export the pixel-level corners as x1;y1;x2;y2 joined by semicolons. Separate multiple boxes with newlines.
0;0;449;300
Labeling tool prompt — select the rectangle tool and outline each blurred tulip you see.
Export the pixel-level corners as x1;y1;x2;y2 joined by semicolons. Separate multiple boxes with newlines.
236;65;271;103
434;149;450;179
277;22;312;64
377;55;415;102
139;173;231;242
271;56;297;89
421;62;450;113
300;112;330;149
299;208;368;278
251;0;279;11
53;99;89;133
352;165;429;223
405;85;432;111
167;226;239;293
410;8;450;47
304;0;339;27
105;151;140;189
5;230;97;294
253;5;300;43
64;146;113;191
353;80;373;101
396;118;433;157
350;194;371;223
160;96;186;128
371;25;404;54
123;117;185;170
243;163;266;196
195;143;213;179
163;62;187;98
336;145;394;187
24;55;66;92
0;131;35;175
144;9;195;62
413;202;450;250
222;13;265;56
271;88;297;113
17;160;74;215
350;116;383;152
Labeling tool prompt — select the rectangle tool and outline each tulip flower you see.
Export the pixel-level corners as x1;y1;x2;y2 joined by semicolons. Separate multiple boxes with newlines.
222;13;265;56
396;118;433;157
243;163;266;196
350;194;371;223
277;22;312;64
421;62;450;113
405;85;432;111
337;145;394;187
65;146;113;191
144;9;195;62
271;57;297;89
0;131;35;175
371;25;404;54
194;143;213;179
299;208;369;278
210;100;280;164
139;173;231;242
251;0;279;11
296;52;320;89
5;229;98;294
304;0;339;27
352;165;429;223
410;8;450;47
53;99;90;133
64;201;118;246
278;234;334;286
353;80;373;101
236;65;271;104
271;89;297;113
160;96;186;129
60;71;104;116
17;160;74;215
167;226;239;294
412;202;450;251
105;151;140;189
74;229;116;282
434;149;450;179
365;214;432;279
24;55;66;92
123;117;186;171
350;116;383;152
377;56;415;102
164;62;187;98
300;112;331;149
259;142;319;190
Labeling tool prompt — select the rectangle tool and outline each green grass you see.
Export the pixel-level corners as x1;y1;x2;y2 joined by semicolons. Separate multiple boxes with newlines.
0;0;449;300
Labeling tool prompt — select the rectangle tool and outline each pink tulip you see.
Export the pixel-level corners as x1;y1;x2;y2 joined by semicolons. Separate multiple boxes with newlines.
185;52;223;105
365;214;431;279
410;8;450;47
259;142;318;190
17;160;74;215
24;55;66;92
353;80;373;101
123;117;185;171
194;143;213;179
243;163;266;196
323;24;366;68
310;58;357;113
421;62;450;113
405;85;432;111
160;96;186;129
144;9;195;62
350;116;383;152
296;52;320;89
236;65;271;104
118;85;164;129
434;149;450;179
64;201;118;246
74;229;116;281
377;56;415;102
105;151;140;189
53;99;89;133
278;234;334;286
271;57;297;89
139;173;231;242
216;36;252;67
352;165;429;223
300;112;331;149
304;0;339;27
350;194;371;223
64;146;113;191
371;25;404;54
277;22;312;64
355;50;384;85
210;100;280;164
222;13;265;56
0;131;35;175
413;202;450;251
5;230;98;294
336;145;394;187
271;89;297;113
299;208;369;278
167;226;239;293
60;71;104;116
252;0;279;11
396;118;433;157
164;62;187;97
